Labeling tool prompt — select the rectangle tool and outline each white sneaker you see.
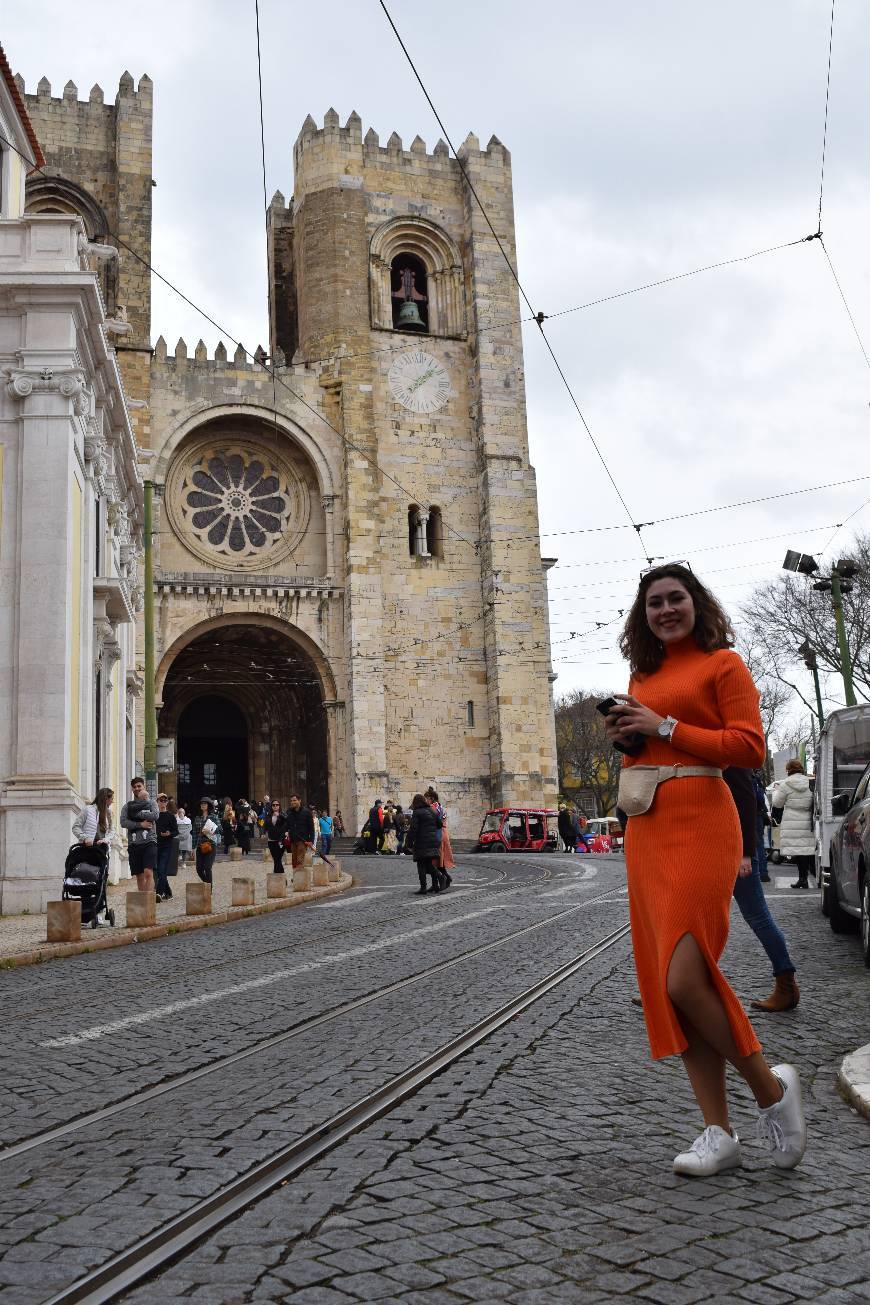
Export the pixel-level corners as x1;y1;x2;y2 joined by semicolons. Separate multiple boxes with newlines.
673;1125;742;1176
756;1063;806;1170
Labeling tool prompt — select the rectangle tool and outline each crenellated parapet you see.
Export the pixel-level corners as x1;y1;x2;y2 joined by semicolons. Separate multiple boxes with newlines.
292;108;510;184
18;69;152;109
152;335;326;377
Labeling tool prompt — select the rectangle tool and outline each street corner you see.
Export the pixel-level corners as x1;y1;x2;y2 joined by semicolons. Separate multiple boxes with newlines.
837;1043;870;1121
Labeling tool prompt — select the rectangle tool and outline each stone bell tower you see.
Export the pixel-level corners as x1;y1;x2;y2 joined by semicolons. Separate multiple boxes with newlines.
20;71;153;446
268;113;558;825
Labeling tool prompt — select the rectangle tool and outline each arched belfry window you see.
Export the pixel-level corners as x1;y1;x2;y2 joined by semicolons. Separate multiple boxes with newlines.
391;254;428;332
371;216;465;338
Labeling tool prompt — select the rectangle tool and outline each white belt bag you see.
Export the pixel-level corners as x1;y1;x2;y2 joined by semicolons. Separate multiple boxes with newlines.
617;763;723;817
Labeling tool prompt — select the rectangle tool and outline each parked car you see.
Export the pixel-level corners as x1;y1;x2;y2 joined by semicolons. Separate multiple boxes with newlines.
827;759;870;965
814;704;870;944
475;808;558;853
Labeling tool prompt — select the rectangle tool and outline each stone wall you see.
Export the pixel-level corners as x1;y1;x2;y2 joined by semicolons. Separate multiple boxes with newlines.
21;72;153;437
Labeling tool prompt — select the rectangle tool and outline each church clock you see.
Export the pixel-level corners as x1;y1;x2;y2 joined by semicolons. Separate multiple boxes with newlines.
388;350;451;414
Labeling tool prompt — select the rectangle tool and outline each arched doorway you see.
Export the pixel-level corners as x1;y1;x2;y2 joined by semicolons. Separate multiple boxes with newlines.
175;695;248;809
159;622;331;810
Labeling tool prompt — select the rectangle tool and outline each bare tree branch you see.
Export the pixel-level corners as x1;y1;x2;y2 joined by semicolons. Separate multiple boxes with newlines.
554;689;621;815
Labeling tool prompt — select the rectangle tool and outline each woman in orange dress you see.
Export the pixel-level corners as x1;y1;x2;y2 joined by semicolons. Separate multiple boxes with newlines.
606;564;806;1176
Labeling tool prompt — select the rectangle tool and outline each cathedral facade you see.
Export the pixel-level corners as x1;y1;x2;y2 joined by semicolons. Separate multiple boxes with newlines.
20;73;558;838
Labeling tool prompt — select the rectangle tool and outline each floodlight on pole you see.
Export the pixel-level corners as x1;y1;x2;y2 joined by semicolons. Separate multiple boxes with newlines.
782;550;819;577
784;551;857;708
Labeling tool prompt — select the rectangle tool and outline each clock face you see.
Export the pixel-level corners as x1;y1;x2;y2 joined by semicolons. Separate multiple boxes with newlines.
388;350;451;414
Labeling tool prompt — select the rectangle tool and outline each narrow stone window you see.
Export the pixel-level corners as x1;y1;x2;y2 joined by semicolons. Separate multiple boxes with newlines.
467;700;475;727
426;506;443;558
408;505;429;557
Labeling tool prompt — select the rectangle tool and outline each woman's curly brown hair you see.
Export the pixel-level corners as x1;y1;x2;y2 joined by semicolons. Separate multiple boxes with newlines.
618;563;734;676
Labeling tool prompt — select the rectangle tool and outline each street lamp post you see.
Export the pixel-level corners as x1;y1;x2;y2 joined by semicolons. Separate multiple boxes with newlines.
782;551;858;709
797;639;825;725
825;567;857;707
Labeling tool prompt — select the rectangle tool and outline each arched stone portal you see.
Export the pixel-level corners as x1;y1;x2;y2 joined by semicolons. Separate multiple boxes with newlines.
158;622;332;811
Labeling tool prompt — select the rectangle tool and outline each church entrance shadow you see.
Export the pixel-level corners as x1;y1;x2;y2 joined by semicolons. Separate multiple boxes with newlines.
159;622;330;811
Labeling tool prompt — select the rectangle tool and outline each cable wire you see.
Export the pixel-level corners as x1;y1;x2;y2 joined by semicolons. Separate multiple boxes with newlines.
817;0;836;234
536;237;810;324
540;472;870;537
376;1;649;559
818;237;870;374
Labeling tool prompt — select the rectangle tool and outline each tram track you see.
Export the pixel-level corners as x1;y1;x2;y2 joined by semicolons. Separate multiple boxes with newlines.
42;919;632;1305
0;883;627;1162
1;859;546;1024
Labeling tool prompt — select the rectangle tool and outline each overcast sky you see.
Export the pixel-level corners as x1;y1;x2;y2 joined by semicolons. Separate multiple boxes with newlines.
9;1;870;715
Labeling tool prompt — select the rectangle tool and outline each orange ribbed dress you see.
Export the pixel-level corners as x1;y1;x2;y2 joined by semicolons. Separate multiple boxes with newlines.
623;638;766;1060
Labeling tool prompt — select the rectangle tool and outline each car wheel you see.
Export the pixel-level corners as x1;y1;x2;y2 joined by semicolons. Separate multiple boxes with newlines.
860;873;870;968
828;852;858;935
490;843;505;853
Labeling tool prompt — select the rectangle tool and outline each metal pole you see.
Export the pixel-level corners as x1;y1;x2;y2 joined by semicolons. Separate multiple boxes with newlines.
143;481;157;794
829;570;857;707
811;662;825;726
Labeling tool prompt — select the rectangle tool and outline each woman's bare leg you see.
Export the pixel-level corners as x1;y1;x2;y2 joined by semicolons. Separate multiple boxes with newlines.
678;1014;729;1129
667;934;783;1109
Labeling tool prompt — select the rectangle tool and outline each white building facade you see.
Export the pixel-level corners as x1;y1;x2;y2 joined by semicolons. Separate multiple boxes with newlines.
0;56;143;912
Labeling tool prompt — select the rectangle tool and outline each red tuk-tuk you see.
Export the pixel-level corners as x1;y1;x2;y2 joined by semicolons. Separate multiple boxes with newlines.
475;807;559;853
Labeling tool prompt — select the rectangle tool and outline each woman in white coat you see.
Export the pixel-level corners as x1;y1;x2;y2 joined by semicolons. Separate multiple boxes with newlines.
772;760;816;889
72;787;114;847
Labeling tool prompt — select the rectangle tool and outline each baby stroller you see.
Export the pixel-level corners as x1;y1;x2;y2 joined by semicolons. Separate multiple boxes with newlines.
63;843;115;928
352;822;372;855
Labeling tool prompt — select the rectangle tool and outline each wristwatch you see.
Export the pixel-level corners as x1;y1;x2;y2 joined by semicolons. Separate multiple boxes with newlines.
657;715;678;741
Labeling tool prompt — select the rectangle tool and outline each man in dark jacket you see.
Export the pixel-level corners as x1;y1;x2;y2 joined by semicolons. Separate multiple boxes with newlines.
368;799;386;855
284;794;315;870
557;804;575;853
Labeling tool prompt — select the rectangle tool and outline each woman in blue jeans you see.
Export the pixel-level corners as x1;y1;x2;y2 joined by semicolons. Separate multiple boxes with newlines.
724;768;799;1012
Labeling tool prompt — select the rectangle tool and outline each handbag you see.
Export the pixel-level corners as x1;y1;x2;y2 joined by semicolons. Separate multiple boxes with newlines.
617;763;723;817
198;838;214;855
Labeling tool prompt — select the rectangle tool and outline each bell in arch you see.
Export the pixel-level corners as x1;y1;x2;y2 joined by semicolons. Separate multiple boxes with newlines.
395;298;426;331
392;263;428;331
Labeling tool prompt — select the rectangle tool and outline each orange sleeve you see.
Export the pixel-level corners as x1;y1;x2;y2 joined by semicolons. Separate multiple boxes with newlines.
671;653;765;768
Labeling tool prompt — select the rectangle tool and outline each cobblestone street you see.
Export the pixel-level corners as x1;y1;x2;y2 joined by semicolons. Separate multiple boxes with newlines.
1;852;867;1304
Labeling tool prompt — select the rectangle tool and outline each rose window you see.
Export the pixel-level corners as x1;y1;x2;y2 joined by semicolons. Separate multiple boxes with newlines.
165;437;310;571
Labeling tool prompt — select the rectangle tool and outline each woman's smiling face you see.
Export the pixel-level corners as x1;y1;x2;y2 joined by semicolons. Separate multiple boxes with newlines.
644;576;696;644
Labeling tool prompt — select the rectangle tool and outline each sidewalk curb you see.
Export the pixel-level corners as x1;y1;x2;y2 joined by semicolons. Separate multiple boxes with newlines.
0;873;355;970
837;1043;870;1121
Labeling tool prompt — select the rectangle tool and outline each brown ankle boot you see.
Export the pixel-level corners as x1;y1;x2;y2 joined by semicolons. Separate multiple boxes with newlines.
750;972;800;1012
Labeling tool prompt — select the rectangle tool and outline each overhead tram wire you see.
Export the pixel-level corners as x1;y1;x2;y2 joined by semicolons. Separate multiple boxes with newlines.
534;236;812;325
550;522;843;571
253;0;296;564
376;2;652;565
818;238;870;376
817;0;836;236
540;472;870;538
